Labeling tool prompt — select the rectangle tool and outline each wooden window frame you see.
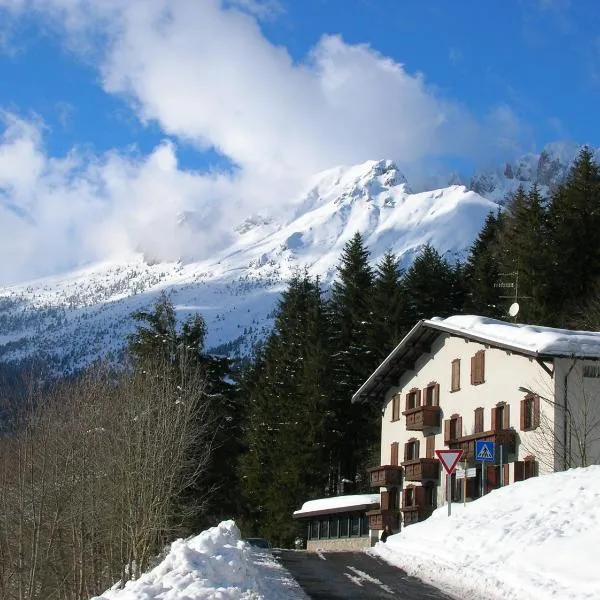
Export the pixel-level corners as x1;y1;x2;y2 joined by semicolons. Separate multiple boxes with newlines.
391;393;401;422
444;414;462;442
470;350;485;386
524;455;538;479
404;438;420;461
491;402;510;431
423;382;440;406
451;359;461;392
474;407;484;433
520;394;540;431
405;388;421;411
390;442;399;466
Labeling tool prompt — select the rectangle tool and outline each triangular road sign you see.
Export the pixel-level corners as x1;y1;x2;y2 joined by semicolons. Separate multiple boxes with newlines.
435;449;464;474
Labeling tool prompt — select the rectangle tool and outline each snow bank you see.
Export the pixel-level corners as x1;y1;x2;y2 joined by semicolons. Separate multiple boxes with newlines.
91;520;308;600
372;466;600;600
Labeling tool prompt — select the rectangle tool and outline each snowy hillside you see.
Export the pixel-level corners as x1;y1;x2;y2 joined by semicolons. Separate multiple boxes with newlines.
468;141;599;203
0;159;498;371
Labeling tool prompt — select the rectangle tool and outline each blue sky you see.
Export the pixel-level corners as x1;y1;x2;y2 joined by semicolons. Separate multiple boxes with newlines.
0;0;599;283
1;0;598;171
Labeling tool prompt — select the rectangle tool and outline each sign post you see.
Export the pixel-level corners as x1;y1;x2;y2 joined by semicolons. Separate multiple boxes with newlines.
474;441;495;496
435;449;464;517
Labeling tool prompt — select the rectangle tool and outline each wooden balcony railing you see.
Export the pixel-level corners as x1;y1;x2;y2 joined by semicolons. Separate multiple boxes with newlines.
401;458;440;482
367;465;403;488
447;429;517;460
401;506;435;526
402;405;441;431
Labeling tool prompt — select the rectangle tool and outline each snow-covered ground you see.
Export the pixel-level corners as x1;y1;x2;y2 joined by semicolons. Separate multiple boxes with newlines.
373;465;600;600
90;467;600;600
91;520;308;600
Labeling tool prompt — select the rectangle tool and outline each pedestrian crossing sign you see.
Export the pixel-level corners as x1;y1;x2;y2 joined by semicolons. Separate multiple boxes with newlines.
475;440;495;462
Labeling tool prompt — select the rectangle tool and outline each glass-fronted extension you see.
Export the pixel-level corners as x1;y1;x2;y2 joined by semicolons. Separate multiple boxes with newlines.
306;512;369;541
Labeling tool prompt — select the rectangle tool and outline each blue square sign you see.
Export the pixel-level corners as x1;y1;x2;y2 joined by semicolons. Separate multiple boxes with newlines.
475;440;495;462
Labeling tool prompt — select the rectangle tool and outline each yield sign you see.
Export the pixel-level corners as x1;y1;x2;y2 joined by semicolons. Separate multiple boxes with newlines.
435;449;464;474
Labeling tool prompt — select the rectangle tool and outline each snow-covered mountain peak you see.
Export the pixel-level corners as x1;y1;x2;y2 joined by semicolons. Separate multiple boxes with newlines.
1;157;497;371
468;141;600;203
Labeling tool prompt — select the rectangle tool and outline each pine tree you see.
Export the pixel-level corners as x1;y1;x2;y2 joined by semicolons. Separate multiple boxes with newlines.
545;147;600;325
463;211;504;317
240;272;332;546
403;244;462;321
328;232;379;493
497;185;549;323
369;250;409;361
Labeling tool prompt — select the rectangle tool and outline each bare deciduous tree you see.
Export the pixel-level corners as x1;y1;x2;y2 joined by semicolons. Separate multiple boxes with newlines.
0;354;214;599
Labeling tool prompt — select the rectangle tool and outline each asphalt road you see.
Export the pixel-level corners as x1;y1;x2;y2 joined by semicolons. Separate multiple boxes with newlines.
274;550;455;600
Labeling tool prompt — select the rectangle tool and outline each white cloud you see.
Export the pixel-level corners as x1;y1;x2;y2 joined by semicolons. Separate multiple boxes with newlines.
0;0;524;283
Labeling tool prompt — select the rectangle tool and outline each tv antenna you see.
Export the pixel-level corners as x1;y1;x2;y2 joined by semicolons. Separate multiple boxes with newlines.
494;265;530;321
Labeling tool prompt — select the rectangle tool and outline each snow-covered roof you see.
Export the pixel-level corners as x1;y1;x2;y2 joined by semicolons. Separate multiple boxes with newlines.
353;315;600;404
426;315;600;357
293;494;380;518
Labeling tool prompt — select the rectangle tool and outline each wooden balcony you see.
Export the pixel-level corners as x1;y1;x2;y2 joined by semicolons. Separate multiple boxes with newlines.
402;405;441;431
401;458;440;482
447;429;517;460
367;465;403;488
366;508;400;530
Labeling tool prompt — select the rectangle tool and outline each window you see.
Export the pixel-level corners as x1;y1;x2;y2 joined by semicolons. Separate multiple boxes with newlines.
390;442;399;466
492;402;510;430
405;388;421;410
404;438;420;461
391;393;401;421
329;518;339;538
350;516;360;536
520;395;540;431
444;414;462;442
310;520;318;539
360;516;369;536
584;364;600;378
319;519;329;539
403;486;415;507
474;407;484;433
339;516;349;537
470;350;485;385
515;456;539;481
451;359;461;391
524;456;538;479
424;483;436;508
424;382;440;406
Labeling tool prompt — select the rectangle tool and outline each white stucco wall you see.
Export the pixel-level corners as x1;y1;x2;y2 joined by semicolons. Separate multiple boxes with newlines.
380;333;557;512
554;358;600;469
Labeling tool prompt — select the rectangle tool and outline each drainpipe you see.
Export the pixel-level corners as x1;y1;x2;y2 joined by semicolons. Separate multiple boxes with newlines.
563;356;577;470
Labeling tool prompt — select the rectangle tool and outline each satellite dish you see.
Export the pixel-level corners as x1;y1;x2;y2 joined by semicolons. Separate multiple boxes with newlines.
508;302;520;317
